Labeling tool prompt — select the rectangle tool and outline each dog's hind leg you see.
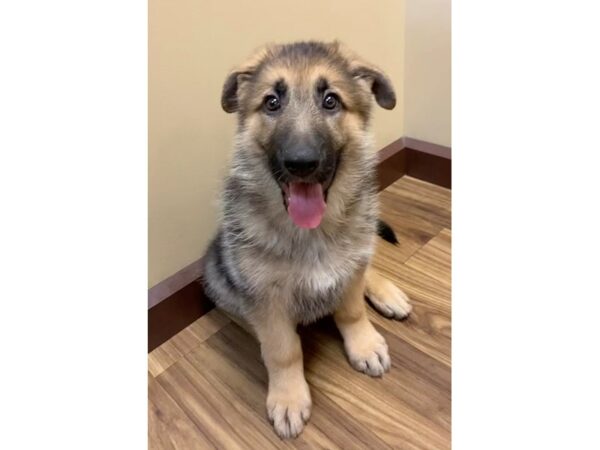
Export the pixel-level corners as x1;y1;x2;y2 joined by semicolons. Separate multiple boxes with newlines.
364;266;412;320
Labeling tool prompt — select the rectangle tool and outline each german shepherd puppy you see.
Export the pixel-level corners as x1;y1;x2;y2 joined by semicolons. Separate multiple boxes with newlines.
204;41;412;439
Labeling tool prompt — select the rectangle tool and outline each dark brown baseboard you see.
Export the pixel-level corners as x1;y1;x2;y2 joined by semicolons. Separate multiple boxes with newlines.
148;136;450;352
402;137;451;189
377;139;408;191
148;280;214;351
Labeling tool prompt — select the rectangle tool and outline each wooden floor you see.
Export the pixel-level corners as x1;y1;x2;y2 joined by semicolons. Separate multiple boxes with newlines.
148;176;451;449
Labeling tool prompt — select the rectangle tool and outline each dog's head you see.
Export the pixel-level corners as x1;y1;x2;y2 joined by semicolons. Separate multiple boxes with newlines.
221;41;395;229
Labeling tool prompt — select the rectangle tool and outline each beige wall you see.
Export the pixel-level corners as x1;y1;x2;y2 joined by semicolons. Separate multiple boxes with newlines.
149;0;406;287
404;0;451;146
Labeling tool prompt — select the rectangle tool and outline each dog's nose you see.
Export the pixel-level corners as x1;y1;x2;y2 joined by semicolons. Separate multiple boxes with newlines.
282;146;320;177
283;157;319;177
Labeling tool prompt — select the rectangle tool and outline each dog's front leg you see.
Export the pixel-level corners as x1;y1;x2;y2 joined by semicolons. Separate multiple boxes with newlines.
334;266;391;377
249;308;311;439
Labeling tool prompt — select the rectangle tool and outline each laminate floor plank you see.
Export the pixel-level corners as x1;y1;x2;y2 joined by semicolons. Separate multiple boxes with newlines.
405;229;451;289
148;373;215;449
149;308;230;377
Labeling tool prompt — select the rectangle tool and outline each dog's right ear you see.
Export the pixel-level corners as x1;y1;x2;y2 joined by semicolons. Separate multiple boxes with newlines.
221;46;271;113
221;71;252;113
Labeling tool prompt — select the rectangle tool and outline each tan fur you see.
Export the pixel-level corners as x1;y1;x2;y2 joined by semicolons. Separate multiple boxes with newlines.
365;267;413;320
248;303;311;439
334;266;392;377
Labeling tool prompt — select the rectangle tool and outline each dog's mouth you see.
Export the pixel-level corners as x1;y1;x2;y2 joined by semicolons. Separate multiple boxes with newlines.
281;182;327;229
278;163;337;229
271;147;341;230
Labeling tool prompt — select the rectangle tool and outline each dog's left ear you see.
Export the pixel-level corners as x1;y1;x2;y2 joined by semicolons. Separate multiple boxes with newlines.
351;66;396;110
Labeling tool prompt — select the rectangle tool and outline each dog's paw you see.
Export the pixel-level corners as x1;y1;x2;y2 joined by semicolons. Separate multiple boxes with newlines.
267;379;312;439
366;276;413;320
344;327;391;377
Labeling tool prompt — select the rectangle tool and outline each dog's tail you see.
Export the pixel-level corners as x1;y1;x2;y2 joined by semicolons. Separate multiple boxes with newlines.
377;219;399;245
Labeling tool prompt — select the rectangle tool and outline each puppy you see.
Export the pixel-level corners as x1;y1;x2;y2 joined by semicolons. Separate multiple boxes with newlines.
204;41;412;439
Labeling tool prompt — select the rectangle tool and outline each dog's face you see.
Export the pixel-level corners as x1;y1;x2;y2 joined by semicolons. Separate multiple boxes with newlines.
221;41;395;229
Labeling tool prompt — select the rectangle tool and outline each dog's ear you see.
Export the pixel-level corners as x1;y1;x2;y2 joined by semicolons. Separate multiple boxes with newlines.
332;41;396;110
221;71;252;113
221;46;271;113
351;66;396;110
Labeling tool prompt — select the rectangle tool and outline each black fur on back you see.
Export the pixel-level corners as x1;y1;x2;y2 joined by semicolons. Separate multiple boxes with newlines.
377;219;398;245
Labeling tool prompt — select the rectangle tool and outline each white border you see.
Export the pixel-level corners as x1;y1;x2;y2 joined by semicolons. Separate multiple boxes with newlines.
0;1;147;448
454;1;600;448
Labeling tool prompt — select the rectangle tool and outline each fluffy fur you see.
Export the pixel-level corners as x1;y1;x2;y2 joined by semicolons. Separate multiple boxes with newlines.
203;41;412;439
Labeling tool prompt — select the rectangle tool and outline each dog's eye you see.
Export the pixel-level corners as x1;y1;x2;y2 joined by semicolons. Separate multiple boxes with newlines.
322;94;339;110
264;95;281;112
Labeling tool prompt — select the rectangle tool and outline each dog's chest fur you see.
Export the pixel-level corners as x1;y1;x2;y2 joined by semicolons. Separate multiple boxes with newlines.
237;222;376;324
204;142;378;325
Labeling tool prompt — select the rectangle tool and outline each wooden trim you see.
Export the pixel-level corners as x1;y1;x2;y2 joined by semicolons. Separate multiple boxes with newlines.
403;137;451;159
396;137;452;189
377;137;405;162
376;138;407;191
148;280;213;352
405;149;451;189
148;136;451;351
148;258;205;309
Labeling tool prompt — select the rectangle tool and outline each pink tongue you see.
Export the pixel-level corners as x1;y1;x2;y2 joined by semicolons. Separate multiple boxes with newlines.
287;182;326;229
